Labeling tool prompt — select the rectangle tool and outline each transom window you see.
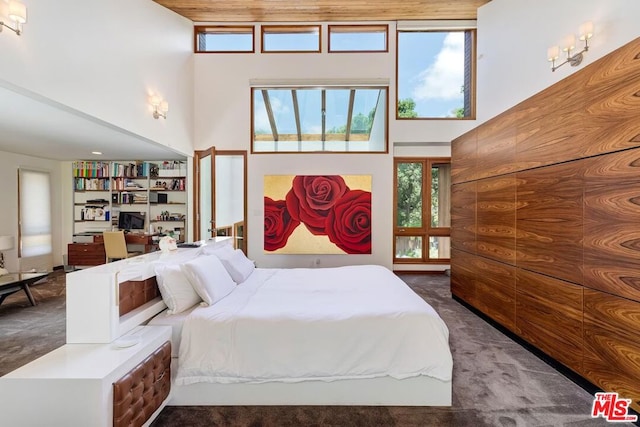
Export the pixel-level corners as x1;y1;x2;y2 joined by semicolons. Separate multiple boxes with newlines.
261;26;321;53
397;28;475;119
195;26;255;53
252;86;387;153
328;25;388;52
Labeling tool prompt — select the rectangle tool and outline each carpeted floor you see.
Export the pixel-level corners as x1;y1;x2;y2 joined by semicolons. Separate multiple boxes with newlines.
0;271;629;426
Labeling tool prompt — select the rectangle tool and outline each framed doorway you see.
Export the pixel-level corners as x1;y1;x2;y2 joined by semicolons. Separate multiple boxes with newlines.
193;148;247;254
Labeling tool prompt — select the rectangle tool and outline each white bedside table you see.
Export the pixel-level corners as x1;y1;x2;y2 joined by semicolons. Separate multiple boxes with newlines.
0;325;172;427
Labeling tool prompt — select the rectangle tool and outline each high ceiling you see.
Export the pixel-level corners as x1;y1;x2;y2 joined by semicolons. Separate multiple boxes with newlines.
153;0;490;22
0;1;491;162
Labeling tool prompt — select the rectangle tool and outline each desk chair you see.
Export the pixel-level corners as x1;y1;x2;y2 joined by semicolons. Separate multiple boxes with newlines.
102;231;142;263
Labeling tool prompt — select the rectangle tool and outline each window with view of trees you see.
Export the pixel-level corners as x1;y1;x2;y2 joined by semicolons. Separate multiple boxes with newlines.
252;86;387;153
394;158;451;263
397;29;475;119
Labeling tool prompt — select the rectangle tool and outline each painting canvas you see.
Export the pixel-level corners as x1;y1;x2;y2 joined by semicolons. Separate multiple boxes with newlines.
264;175;372;254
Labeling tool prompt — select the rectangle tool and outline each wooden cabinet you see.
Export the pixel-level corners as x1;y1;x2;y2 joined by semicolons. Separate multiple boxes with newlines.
451;37;640;412
515;269;583;374
67;242;106;266
583;290;640;412
68;235;159;267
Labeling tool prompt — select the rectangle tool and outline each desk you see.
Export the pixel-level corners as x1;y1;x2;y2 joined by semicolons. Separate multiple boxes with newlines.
0;272;48;306
68;234;158;267
93;233;157;254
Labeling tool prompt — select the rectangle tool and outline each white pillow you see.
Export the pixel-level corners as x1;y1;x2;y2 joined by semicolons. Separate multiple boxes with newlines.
198;242;234;258
155;264;201;314
180;254;236;305
216;249;255;284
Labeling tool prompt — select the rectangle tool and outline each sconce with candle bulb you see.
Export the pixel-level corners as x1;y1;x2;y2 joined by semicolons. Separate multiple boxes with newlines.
0;0;27;36
150;95;169;120
547;21;594;72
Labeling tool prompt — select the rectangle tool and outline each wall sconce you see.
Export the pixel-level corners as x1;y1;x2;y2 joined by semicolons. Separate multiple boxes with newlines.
150;95;169;120
547;22;594;72
0;235;15;276
0;0;27;36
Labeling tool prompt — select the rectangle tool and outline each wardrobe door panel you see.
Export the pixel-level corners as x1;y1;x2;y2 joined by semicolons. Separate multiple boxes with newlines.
516;269;583;374
584;289;640;412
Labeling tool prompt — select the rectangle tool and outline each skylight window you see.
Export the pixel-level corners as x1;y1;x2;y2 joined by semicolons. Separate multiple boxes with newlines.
252;87;387;153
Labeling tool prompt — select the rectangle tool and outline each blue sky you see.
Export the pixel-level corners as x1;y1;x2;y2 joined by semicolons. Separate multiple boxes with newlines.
397;32;465;117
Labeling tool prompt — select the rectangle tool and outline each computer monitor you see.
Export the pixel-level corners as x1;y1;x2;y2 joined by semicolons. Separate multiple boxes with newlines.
118;212;146;231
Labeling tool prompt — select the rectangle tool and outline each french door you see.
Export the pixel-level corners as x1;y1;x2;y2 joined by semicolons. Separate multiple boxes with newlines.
193;148;247;253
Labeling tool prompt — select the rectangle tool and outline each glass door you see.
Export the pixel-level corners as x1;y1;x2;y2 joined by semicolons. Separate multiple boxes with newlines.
194;148;247;253
194;147;214;240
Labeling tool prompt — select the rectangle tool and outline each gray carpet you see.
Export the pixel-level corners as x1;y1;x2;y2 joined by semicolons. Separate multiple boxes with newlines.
0;271;628;426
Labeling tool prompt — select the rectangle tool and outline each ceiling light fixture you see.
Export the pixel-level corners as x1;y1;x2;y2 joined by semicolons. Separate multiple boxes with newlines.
547;22;594;72
91;151;103;155
0;0;27;36
150;95;169;120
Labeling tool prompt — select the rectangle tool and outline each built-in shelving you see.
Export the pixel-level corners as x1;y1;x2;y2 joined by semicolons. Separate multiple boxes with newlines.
72;160;187;241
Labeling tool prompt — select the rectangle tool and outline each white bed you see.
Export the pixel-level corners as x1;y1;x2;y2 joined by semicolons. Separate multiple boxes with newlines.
149;264;452;406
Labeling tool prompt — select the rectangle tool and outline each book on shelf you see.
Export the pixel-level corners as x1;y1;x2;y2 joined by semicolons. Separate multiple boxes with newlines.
119;193;148;204
111;161;153;178
72;161;110;178
157;160;186;177
74;177;110;191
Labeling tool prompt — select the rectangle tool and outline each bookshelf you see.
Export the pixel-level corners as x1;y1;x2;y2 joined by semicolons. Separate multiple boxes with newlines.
72;160;187;242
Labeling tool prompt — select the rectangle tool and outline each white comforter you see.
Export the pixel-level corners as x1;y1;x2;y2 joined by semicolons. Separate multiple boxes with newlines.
176;265;452;385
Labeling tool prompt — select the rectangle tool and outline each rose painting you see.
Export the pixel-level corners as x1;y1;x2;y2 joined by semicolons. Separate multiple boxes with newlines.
264;175;372;254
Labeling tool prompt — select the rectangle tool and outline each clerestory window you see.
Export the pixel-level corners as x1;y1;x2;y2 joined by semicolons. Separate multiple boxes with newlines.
328;25;388;52
261;26;321;53
195;26;255;53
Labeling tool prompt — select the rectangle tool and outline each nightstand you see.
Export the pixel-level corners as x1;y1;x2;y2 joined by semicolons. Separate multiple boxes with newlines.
0;326;172;427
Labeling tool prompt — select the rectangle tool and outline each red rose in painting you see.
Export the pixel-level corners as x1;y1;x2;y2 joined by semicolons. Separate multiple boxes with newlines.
326;190;372;254
285;175;350;235
264;197;300;251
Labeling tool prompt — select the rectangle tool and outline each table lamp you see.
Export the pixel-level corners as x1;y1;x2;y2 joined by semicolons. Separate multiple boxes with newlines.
0;235;15;276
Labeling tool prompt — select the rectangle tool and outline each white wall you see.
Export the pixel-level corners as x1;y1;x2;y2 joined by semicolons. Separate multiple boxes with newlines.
0;151;63;271
0;0;194;269
0;0;194;156
477;0;640;123
194;22;474;269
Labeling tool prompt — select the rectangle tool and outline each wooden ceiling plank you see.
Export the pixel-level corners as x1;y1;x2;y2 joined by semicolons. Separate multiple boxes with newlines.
153;0;489;22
